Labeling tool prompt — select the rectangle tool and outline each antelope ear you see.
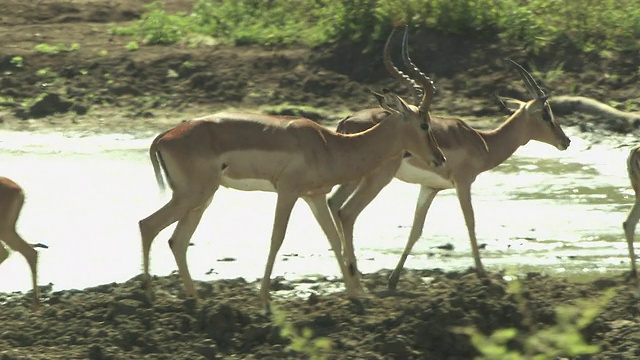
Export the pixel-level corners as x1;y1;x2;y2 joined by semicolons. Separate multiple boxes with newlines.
379;88;411;115
370;89;392;111
496;95;525;115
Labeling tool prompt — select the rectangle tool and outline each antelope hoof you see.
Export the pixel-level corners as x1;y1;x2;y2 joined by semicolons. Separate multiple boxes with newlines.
348;297;366;315
262;302;272;316
388;280;398;291
142;279;152;292
352;277;365;294
624;270;640;286
259;291;272;316
141;277;156;302
346;283;367;300
388;272;400;290
475;267;487;278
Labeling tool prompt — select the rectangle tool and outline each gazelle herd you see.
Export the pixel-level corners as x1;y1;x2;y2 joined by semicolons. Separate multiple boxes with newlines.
2;27;639;310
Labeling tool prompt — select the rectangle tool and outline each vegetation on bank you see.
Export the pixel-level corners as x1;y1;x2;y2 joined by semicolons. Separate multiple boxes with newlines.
113;0;640;55
456;280;615;360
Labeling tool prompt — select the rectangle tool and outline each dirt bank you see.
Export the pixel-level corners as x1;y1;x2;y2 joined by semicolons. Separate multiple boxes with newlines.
2;269;639;359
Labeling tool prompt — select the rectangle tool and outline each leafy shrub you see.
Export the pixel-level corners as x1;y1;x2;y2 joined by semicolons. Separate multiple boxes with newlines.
271;304;331;359
138;1;193;44
34;42;80;54
124;41;140;51
112;0;640;54
10;56;24;68
191;0;339;45
500;0;640;53
456;281;615;360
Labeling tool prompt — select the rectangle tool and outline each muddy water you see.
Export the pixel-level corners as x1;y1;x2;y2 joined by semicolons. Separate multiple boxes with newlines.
0;126;636;294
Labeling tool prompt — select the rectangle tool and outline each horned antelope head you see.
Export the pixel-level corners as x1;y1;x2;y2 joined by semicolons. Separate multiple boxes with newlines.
498;60;571;150
378;26;444;167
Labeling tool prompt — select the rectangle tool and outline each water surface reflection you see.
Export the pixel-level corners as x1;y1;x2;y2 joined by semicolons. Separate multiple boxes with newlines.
0;126;636;293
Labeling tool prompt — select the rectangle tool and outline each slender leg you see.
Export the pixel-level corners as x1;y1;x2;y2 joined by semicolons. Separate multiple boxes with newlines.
0;243;7;265
139;194;193;291
328;182;358;215
327;181;359;237
623;199;640;286
305;195;361;296
337;161;398;280
327;181;359;241
0;193;39;308
388;185;438;290
1;230;39;307
260;192;298;311
168;193;214;298
456;183;485;276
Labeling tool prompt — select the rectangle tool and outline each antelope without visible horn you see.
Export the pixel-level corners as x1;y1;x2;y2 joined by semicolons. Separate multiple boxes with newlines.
0;177;42;308
623;144;640;288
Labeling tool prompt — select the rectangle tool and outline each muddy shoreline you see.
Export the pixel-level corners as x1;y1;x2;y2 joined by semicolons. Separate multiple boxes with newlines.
2;269;639;359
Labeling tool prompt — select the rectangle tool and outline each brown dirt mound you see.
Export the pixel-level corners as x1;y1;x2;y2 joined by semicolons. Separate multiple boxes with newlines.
2;270;639;359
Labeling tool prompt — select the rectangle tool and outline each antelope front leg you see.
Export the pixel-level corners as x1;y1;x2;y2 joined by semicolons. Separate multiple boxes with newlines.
305;195;362;297
327;181;359;243
456;184;485;276
336;162;398;284
623;199;640;287
260;193;297;313
389;185;438;290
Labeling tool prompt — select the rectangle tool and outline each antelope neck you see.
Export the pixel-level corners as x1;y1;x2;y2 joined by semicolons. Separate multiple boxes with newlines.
477;111;531;171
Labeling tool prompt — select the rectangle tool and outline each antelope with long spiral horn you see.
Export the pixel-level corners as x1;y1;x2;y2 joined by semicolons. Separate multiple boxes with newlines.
329;27;571;289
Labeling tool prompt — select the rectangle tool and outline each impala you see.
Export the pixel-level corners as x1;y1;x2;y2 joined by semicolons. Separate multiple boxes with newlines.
138;28;445;309
623;144;640;287
329;32;571;289
0;177;41;308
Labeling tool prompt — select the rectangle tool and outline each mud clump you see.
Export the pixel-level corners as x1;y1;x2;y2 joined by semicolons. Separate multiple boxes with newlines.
1;269;639;359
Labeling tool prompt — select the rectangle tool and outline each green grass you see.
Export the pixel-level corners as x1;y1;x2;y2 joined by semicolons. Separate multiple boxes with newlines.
271;304;332;359
35;67;58;79
455;280;615;360
34;42;80;54
10;56;24;68
124;41;140;51
110;0;640;57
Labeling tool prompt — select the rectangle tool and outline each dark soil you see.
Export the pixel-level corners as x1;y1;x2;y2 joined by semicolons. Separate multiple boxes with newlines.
2;1;640;359
2;270;640;360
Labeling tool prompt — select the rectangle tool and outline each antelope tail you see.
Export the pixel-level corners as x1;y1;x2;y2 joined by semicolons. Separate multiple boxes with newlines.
149;129;171;192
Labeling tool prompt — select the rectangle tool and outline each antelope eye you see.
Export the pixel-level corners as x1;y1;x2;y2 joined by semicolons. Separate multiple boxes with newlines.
420;123;429;130
542;109;551;122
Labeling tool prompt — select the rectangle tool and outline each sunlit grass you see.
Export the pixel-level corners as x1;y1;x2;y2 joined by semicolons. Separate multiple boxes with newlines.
111;0;640;58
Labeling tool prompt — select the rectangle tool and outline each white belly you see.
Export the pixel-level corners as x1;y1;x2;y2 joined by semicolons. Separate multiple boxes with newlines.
396;160;454;189
220;176;277;192
218;149;291;192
